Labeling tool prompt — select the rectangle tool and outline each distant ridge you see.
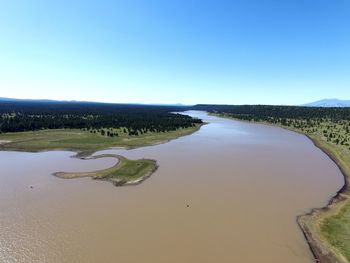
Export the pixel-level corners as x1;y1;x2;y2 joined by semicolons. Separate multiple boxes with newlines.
0;97;189;107
303;99;350;107
0;97;80;103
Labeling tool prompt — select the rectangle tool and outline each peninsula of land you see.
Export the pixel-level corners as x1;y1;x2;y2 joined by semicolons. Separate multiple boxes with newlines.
0;101;203;186
54;154;158;186
0;124;202;186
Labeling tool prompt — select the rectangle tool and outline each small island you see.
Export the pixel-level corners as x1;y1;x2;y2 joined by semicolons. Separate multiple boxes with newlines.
0;101;203;187
54;154;158;186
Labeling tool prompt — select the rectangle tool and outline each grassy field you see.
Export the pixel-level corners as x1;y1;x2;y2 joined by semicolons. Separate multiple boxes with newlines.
302;135;350;263
321;201;350;262
54;154;158;186
213;112;350;263
0;124;202;156
0;125;202;187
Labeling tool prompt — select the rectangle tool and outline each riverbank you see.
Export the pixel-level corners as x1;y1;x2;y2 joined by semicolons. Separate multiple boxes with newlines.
54;154;158;186
0;123;204;186
0;109;340;263
0;124;203;156
297;135;350;263
211;112;350;263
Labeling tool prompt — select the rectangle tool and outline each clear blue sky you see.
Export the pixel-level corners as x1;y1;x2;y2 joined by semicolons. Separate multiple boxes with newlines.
0;0;349;105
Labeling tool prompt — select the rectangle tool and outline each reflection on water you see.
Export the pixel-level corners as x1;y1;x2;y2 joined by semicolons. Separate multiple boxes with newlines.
0;111;344;263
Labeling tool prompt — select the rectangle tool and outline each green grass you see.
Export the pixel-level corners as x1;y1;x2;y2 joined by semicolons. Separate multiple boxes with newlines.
0;124;202;156
54;154;157;186
213;112;350;262
0;124;202;187
321;201;350;261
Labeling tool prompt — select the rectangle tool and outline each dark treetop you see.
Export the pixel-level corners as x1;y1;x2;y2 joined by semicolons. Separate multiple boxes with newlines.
192;104;350;121
192;104;350;148
0;100;202;134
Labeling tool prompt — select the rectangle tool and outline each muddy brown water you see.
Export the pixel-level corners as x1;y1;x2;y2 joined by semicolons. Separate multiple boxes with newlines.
0;111;344;263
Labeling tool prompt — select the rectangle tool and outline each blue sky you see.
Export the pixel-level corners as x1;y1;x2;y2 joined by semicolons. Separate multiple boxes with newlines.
0;0;349;105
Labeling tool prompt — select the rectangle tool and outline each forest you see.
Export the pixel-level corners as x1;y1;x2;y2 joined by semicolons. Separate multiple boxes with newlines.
0;100;202;135
192;104;350;149
192;104;350;120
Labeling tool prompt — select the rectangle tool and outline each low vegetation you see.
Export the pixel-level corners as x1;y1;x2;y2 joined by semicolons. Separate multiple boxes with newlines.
0;124;202;156
54;154;158;186
0;100;204;187
194;104;350;263
321;202;350;261
0;100;203;155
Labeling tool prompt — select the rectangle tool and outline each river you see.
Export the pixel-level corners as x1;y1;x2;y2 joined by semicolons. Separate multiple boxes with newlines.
0;111;344;263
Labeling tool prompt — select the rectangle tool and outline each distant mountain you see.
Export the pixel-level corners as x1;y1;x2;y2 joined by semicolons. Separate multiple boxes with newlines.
0;97;63;103
303;99;350;107
0;97;190;107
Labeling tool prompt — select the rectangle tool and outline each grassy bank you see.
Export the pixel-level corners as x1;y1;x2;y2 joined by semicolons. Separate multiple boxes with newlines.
0;124;202;156
0;123;203;187
54;154;158;186
213;112;350;263
320;201;350;262
298;134;350;263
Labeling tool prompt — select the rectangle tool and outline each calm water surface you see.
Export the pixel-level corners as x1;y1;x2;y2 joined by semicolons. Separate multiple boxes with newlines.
0;111;344;263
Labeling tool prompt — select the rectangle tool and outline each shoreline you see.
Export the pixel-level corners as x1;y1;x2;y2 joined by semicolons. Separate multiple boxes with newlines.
53;154;159;187
0;123;205;157
296;134;349;263
0;117;207;186
210;113;349;263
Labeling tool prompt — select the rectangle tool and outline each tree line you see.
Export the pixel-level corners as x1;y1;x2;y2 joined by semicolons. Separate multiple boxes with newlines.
192;104;350;148
192;104;350;121
0;101;202;134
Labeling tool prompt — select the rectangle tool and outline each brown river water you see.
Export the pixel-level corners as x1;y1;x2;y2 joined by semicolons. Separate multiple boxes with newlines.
0;111;344;263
